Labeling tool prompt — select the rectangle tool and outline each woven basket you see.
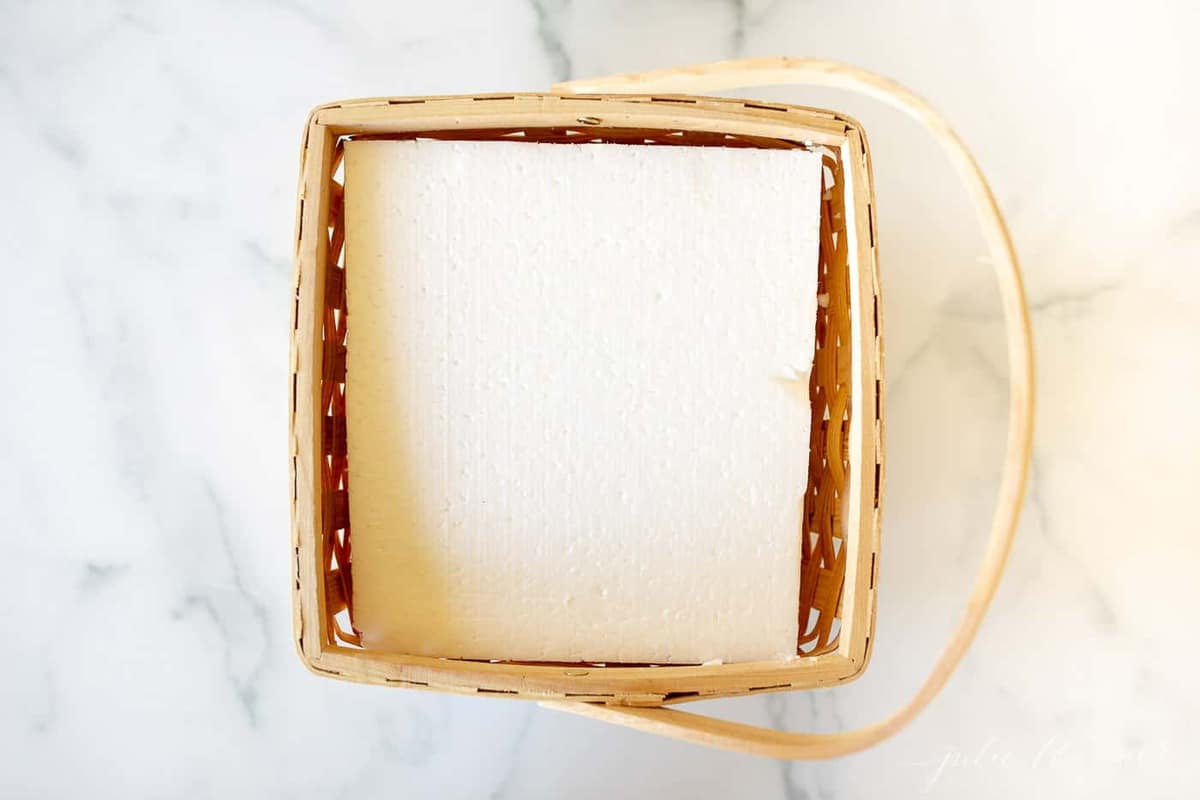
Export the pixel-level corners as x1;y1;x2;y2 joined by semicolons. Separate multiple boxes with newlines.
290;58;1033;758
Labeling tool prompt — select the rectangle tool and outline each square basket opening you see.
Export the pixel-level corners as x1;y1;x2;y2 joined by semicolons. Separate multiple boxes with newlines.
291;94;881;705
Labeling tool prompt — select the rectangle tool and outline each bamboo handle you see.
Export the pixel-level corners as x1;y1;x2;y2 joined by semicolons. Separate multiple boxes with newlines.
543;57;1036;759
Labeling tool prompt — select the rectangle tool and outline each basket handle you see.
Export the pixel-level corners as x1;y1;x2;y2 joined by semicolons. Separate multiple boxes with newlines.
543;57;1036;759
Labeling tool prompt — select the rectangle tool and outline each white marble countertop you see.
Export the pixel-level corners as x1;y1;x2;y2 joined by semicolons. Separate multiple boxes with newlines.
2;1;1197;797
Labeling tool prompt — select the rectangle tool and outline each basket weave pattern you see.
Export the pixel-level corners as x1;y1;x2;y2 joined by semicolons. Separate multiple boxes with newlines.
291;93;880;703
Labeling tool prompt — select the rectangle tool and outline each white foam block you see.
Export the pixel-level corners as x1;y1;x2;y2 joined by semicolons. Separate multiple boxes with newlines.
345;139;822;664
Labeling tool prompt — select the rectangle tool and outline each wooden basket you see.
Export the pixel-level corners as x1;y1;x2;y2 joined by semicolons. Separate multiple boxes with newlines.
290;58;1033;758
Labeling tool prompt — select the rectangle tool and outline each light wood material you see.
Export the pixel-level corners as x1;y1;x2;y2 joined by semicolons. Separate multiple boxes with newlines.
543;57;1034;758
290;92;882;703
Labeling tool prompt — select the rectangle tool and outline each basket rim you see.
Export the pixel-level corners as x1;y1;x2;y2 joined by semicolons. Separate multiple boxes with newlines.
290;92;882;705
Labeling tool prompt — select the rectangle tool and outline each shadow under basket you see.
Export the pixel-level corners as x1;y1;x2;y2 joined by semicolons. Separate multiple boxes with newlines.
290;93;883;706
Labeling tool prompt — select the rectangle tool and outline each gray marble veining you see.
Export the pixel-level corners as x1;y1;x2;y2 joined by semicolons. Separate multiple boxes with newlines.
1;0;1197;797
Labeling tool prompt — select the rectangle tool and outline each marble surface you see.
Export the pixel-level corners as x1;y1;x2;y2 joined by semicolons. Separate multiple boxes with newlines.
2;1;1197;797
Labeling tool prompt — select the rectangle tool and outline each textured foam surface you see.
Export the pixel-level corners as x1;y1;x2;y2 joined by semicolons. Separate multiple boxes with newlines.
345;139;822;664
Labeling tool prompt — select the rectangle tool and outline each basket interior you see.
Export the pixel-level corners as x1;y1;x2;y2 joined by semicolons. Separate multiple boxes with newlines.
313;123;852;667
